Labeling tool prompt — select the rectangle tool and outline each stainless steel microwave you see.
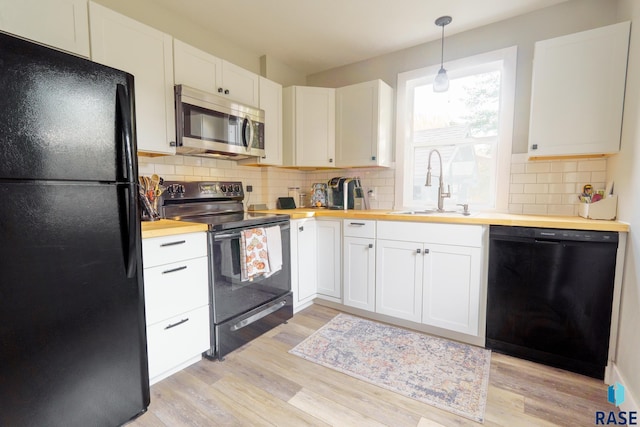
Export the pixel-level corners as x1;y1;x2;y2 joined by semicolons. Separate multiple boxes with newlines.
174;85;265;159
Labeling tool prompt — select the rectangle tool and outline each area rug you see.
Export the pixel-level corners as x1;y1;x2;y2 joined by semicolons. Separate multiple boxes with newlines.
289;313;491;422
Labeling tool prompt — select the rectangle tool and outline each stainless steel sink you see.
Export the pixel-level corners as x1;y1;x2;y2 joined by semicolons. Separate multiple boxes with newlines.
388;209;476;217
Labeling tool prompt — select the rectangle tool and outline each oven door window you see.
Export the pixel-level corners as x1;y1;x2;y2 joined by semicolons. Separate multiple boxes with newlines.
210;225;291;323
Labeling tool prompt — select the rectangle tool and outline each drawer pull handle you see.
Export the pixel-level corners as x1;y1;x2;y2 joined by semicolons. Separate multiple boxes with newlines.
349;222;365;226
162;265;187;274
230;300;287;331
160;240;186;247
165;318;189;330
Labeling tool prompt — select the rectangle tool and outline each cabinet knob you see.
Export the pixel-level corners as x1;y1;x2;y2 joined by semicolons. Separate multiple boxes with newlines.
218;87;223;93
299;226;304;232
416;248;421;254
224;89;230;95
371;156;376;161
368;243;373;249
424;248;429;254
532;144;538;150
329;158;333;163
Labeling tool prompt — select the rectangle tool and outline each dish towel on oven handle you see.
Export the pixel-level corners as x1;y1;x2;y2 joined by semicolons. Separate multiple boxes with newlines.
264;225;282;277
240;227;271;281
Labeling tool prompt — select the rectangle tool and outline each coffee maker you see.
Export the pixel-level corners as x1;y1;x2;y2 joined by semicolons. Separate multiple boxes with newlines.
327;177;368;210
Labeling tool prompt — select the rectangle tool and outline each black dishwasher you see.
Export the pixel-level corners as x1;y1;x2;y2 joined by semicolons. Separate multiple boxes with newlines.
486;225;618;379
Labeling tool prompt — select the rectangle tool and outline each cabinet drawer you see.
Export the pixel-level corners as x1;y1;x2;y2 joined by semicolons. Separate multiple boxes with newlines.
143;256;209;325
146;305;210;381
343;219;375;238
142;232;207;267
377;221;482;247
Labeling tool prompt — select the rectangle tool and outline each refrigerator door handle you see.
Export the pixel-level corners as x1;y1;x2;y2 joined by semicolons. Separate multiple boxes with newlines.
117;83;138;278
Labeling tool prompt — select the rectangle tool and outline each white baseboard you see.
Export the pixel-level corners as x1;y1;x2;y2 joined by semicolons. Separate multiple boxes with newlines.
609;363;639;413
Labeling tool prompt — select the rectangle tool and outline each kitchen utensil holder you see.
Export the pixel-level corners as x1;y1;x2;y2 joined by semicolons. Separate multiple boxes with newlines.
578;195;617;220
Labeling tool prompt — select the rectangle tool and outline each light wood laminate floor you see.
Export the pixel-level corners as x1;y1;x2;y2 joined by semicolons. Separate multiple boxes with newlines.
127;305;611;426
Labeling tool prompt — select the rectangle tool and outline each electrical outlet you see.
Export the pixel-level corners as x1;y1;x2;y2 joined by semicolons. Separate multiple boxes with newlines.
246;185;253;192
368;187;376;200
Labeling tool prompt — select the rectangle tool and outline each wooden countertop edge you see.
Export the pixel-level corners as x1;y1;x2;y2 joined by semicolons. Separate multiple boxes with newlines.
141;219;209;238
141;211;629;237
253;209;630;232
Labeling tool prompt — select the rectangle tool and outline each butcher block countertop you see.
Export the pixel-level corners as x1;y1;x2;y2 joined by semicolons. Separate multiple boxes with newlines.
253;208;629;232
141;219;208;238
141;211;629;237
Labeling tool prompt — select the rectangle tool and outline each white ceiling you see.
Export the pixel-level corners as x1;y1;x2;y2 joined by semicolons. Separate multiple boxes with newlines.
152;0;569;75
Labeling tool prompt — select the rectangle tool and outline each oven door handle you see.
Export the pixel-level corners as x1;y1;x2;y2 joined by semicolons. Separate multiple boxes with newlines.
229;300;287;331
213;223;290;241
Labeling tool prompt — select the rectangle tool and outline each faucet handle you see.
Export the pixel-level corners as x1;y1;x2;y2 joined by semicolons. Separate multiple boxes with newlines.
457;203;470;215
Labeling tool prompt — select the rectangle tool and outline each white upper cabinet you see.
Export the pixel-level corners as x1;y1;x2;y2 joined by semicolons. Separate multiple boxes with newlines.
283;86;336;167
240;76;283;166
89;2;175;155
0;0;90;57
528;21;630;159
336;79;393;167
173;39;221;95
220;60;259;107
173;39;259;107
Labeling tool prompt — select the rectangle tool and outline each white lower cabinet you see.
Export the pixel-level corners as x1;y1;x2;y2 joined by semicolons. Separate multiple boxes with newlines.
375;239;423;322
422;243;481;335
375;221;484;337
316;219;341;302
343;220;376;311
290;218;317;311
142;232;210;384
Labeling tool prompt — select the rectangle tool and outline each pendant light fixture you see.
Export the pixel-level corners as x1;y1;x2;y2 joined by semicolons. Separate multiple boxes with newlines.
433;15;452;93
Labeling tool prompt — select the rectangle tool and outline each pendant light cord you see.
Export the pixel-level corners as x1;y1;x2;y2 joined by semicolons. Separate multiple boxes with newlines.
440;24;445;68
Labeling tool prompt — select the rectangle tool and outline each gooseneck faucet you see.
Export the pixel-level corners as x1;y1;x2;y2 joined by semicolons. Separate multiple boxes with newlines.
425;149;451;212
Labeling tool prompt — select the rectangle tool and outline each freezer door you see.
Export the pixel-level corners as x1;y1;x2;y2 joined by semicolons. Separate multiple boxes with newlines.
0;32;137;182
0;182;149;427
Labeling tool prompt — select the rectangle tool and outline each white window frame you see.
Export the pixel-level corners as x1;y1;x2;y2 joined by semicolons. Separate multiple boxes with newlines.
394;46;517;212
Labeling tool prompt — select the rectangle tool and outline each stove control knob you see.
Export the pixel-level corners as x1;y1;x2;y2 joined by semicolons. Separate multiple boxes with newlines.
166;185;174;194
220;184;227;193
177;185;185;194
234;184;241;193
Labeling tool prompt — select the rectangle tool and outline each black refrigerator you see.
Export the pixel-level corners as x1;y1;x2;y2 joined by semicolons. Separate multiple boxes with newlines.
0;33;150;426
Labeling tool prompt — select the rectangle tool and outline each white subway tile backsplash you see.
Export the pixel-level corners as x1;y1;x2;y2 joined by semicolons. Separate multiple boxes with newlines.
523;183;549;194
536;172;562;184
138;153;606;218
577;159;607;171
550;161;577;173
522;204;548;215
525;162;551;173
563;171;591;183
512;174;538;184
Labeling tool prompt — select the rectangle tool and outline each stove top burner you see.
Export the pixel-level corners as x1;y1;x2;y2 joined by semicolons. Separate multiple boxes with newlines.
158;180;289;230
179;212;290;231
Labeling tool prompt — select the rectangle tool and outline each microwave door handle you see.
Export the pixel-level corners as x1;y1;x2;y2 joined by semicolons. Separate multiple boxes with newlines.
242;115;254;150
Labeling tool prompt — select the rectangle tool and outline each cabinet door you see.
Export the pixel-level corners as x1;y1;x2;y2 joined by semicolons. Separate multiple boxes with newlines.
336;80;392;167
173;38;221;94
343;236;375;311
292;219;317;306
289;86;336;167
316;220;341;300
258;77;283;165
0;0;90;57
422;244;481;335
89;2;175;155
528;21;630;158
375;239;423;322
220;60;259;107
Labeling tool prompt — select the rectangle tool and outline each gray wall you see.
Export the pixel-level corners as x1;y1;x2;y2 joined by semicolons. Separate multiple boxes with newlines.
306;0;618;154
609;0;640;410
